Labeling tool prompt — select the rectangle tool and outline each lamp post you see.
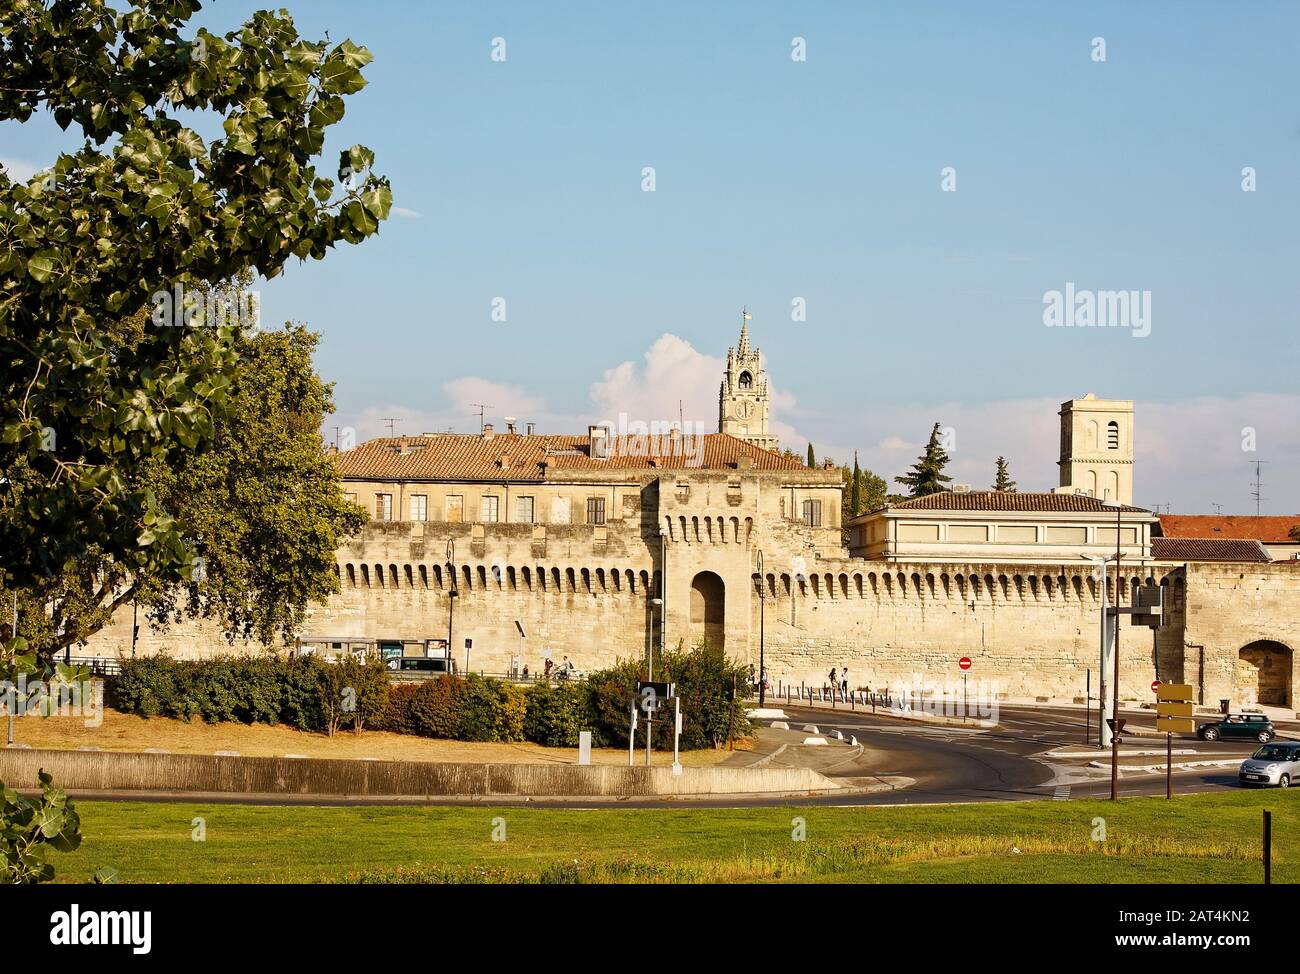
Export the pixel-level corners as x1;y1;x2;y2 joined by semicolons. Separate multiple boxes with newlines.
445;539;457;673
1103;499;1123;800
756;549;766;708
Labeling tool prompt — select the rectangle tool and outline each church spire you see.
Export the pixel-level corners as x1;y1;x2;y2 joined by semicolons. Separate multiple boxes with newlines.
718;308;778;452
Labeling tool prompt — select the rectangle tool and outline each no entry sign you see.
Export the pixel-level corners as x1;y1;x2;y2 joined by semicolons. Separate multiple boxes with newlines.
958;657;972;671
1151;679;1162;693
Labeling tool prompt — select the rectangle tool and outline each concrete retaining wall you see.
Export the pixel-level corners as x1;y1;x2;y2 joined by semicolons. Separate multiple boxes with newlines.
0;749;838;798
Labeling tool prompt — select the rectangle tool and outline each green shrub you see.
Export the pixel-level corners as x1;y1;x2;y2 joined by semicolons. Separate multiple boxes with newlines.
375;683;419;734
280;656;325;730
408;676;464;739
523;683;588;747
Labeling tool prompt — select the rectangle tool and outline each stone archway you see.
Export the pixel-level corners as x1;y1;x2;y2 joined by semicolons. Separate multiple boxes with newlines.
1237;640;1293;707
690;571;726;651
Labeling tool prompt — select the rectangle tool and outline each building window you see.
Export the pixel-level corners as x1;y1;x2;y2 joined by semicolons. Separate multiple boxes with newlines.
802;499;822;528
739;371;753;389
409;494;427;522
1107;421;1119;450
516;496;535;523
480;495;499;523
375;493;392;521
586;497;606;525
344;491;358;505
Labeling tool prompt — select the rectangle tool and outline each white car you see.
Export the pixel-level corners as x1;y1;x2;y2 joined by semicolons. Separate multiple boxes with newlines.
1238;742;1300;788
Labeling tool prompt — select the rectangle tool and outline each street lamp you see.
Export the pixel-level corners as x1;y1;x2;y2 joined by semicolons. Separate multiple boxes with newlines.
756;549;766;708
445;539;457;673
1103;498;1123;800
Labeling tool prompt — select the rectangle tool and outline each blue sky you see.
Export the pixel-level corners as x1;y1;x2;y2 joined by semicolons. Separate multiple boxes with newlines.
3;1;1297;512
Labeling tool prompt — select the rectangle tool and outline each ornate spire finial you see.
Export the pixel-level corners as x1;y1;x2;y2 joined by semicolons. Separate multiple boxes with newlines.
738;307;752;356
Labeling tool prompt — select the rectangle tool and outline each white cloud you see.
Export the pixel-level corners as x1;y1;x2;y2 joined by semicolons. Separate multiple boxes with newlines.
588;333;723;429
0;157;42;183
390;206;421;219
334;337;1299;515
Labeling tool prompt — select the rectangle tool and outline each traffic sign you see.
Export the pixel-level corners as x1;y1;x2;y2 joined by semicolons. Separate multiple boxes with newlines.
1106;718;1127;733
958;657;972;671
1156;684;1197;734
1151;680;1162;693
636;681;675;714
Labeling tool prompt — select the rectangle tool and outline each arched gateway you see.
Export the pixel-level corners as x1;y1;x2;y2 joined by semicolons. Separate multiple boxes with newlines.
690;571;726;651
1237;640;1293;707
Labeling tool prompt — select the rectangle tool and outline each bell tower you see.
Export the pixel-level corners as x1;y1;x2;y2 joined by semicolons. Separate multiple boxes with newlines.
718;311;778;452
1056;393;1135;505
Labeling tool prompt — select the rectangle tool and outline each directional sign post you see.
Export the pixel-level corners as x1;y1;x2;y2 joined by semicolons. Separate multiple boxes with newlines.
636;681;675;768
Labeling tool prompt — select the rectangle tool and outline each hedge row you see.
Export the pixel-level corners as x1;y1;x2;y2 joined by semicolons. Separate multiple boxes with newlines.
108;645;751;749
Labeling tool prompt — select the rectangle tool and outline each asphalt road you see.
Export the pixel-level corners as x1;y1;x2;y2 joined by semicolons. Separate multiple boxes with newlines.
775;702;1282;805
54;703;1291;810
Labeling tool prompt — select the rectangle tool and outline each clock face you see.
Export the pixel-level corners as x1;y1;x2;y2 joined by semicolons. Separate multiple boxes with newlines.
737;400;753;420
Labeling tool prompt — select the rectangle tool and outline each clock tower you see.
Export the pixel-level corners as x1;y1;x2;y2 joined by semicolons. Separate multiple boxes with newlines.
718;313;779;452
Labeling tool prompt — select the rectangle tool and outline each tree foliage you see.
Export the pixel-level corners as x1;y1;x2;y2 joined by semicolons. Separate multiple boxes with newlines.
1;770;83;884
7;322;366;662
0;1;389;591
993;456;1017;492
895;423;953;497
841;455;888;519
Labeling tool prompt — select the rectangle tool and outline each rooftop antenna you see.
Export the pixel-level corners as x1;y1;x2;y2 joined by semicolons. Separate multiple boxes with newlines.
331;426;340;449
381;417;402;437
470;403;494;434
1248;459;1270;516
1211;502;1223;515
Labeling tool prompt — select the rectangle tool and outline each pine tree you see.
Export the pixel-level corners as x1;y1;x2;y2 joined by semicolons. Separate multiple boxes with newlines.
993;456;1017;492
895;423;953;497
806;443;816;468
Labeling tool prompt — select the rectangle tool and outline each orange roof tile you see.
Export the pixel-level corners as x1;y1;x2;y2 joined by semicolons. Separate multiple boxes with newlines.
336;433;811;482
1156;514;1300;544
1152;537;1271;562
884;491;1149;514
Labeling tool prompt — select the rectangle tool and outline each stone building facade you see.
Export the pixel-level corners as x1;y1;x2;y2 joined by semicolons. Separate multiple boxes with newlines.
80;325;1300;710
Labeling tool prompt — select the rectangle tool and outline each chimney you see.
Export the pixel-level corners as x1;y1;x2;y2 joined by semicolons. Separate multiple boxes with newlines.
482;423;494;440
505;416;517;434
526;422;536;436
498;454;512;470
589;424;610;459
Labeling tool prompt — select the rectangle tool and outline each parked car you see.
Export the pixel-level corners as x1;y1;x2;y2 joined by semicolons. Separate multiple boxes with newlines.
1197;713;1275;743
1239;742;1300;788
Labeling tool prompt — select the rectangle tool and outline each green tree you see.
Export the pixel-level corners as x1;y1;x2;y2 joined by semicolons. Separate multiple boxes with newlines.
839;454;888;519
7;321;365;663
850;453;861;515
806;443;816;467
0;2;389;594
895;423;953;497
993;456;1017;492
1;771;83;884
1290;525;1300;543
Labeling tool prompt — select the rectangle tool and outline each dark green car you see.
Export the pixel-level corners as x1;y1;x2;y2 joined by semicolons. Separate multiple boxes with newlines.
1197;713;1275;743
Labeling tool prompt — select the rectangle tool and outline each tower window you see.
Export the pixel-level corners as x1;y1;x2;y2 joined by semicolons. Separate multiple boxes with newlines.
1107;421;1119;450
739;371;753;389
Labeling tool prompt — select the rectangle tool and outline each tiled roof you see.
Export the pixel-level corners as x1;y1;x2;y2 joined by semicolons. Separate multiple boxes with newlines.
1156;514;1300;544
1152;537;1271;563
336;433;810;482
883;491;1149;514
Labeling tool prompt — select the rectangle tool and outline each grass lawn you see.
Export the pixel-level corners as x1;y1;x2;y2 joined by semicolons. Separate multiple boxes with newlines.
11;708;738;767
49;790;1296;884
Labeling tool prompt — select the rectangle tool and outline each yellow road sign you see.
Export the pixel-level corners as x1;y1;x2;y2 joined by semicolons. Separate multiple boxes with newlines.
1157;701;1195;718
1156;683;1194;702
1157;717;1197;734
